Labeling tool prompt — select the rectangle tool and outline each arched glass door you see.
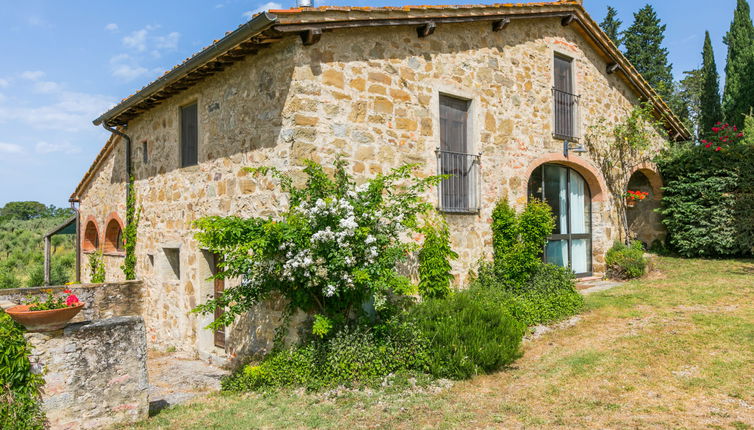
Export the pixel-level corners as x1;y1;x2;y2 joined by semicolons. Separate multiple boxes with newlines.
528;164;592;277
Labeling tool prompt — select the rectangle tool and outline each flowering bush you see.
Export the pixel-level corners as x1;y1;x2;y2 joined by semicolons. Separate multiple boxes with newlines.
624;190;649;201
193;159;442;328
701;122;745;152
24;289;80;311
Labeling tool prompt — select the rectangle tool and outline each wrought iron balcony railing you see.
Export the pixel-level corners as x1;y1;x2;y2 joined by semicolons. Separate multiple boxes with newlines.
552;88;581;141
436;149;481;214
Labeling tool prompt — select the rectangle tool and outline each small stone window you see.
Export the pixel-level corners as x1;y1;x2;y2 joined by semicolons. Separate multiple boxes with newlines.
104;218;124;254
83;220;99;252
163;248;181;280
142;141;149;165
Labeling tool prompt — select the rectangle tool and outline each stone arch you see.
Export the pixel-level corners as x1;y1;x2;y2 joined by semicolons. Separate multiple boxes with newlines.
522;153;608;202
631;163;663;200
82;216;100;252
104;212;125;254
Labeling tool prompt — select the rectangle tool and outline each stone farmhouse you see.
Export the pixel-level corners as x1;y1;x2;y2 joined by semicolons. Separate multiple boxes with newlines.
68;1;689;362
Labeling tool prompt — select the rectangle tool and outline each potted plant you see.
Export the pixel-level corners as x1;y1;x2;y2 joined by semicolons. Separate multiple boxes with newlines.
5;289;85;332
624;190;649;208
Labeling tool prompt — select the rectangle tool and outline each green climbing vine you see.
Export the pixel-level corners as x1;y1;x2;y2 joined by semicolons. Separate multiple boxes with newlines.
121;176;140;280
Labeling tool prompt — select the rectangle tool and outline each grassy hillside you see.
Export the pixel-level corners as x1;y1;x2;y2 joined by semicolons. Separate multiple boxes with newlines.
0;202;76;289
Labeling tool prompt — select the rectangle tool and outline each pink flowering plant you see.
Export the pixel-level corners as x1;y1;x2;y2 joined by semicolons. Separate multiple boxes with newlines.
24;289;80;311
193;159;443;329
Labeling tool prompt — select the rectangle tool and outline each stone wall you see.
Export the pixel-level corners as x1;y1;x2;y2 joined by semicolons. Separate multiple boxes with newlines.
25;316;149;429
0;281;143;323
76;17;668;357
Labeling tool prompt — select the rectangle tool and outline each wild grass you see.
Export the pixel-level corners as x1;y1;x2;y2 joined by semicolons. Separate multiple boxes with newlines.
123;257;754;429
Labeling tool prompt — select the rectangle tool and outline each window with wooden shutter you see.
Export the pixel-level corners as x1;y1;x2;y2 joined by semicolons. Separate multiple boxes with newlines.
437;95;479;213
552;55;580;140
180;103;198;167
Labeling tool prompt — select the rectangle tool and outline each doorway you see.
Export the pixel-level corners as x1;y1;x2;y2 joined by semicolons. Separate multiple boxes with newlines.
528;163;593;277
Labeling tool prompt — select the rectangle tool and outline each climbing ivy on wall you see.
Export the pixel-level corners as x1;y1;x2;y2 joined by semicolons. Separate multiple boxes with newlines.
583;103;668;244
121;177;140;281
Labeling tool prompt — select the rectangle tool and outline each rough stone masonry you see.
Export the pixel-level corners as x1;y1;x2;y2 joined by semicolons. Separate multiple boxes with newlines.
24;316;149;430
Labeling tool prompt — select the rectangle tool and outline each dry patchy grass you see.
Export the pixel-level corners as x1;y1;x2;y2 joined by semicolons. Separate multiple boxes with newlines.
127;257;754;429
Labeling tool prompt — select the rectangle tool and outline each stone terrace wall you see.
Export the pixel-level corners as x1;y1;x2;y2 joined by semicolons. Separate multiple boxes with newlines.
25;316;149;429
0;281;143;323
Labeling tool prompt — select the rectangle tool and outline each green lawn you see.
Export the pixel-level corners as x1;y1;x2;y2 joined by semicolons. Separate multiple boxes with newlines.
126;257;754;429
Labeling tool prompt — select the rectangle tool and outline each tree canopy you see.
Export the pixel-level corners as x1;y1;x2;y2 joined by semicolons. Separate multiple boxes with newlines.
623;5;675;102
700;31;723;136
722;0;754;126
599;6;623;48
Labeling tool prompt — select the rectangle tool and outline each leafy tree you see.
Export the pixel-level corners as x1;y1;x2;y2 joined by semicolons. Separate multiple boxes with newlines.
722;0;754;125
676;69;703;138
417;215;457;299
700;31;723;135
623;4;675;102
600;6;623;48
0;202;48;221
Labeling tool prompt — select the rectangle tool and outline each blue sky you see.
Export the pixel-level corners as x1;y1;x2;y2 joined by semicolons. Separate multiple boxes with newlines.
0;0;744;207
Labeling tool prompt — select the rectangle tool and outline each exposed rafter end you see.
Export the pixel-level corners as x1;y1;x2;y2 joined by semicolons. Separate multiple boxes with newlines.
300;28;322;46
561;14;576;26
492;18;510;32
417;22;436;38
606;62;621;74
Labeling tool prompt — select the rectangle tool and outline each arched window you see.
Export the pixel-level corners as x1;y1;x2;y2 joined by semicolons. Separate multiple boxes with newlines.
83;220;99;252
104;218;124;254
528;163;593;277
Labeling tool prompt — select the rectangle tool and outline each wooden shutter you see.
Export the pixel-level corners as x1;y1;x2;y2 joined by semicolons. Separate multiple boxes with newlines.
554;56;572;93
180;103;198;167
439;95;470;211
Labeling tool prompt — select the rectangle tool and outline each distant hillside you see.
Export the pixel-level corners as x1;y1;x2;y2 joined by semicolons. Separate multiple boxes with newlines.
0;202;76;289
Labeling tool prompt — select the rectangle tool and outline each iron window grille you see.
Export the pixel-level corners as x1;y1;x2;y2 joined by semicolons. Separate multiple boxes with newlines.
436;148;481;214
552;88;581;141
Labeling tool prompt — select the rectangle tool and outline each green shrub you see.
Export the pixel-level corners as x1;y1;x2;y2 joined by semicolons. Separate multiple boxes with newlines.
0;312;45;430
418;217;457;299
88;251;105;283
656;127;754;257
491;199;554;286
223;319;429;391
605;241;647;279
408;289;524;380
471;262;583;327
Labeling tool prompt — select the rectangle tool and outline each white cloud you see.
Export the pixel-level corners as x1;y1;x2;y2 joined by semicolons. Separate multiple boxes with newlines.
105;23;119;32
0;143;24;154
155;32;180;51
122;27;155;52
0;90;116;133
21;71;45;81
0;78;8;88
109;54;153;81
243;2;282;19
35;141;81;155
33;81;62;94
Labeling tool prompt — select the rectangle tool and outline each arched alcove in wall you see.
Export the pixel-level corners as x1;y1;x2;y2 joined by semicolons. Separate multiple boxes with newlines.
104;214;125;254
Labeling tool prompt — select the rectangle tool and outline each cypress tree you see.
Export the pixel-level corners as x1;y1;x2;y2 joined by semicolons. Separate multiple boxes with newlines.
623;5;675;102
722;0;754;125
700;31;723;135
600;6;623;48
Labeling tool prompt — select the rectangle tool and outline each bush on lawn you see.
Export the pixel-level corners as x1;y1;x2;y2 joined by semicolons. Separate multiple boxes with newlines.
408;289;524;380
605;241;647;280
472;262;583;327
222;319;429;391
0;312;45;430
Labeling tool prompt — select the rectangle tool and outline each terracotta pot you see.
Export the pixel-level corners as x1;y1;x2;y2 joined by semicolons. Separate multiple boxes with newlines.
5;303;85;332
626;199;636;208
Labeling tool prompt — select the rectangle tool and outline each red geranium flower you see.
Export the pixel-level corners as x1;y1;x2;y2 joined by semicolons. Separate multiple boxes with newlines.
66;294;80;307
63;289;72;294
705;143;712;148
716;147;722;152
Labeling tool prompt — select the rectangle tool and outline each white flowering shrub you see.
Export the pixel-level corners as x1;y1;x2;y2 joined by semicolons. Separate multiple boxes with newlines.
193;159;442;328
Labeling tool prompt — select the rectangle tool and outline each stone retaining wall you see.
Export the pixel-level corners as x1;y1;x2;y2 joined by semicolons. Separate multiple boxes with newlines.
0;281;143;323
25;316;149;429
